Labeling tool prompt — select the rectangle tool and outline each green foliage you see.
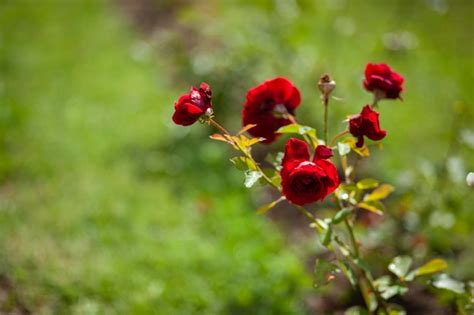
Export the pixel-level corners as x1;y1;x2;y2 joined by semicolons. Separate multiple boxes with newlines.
313;259;338;288
0;2;308;314
331;207;353;224
356;178;379;190
431;274;465;295
413;258;448;278
388;256;413;279
276;123;318;147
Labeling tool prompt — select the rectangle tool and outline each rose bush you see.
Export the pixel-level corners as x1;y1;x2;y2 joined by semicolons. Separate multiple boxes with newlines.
172;63;472;314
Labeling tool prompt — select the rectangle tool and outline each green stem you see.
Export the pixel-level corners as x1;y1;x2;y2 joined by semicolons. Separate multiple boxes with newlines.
343;211;389;314
371;91;383;108
323;96;329;144
294;205;320;227
344;218;359;259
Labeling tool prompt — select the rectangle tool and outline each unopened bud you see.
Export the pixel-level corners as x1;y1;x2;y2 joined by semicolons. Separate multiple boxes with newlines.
318;74;336;96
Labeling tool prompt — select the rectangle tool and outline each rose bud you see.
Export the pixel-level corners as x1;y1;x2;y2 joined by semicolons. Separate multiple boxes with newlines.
349;105;387;147
172;82;213;126
281;138;340;206
318;74;336;97
242;77;301;144
363;63;404;100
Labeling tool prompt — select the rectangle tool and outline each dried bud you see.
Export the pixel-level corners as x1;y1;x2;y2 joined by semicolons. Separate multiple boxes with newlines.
318;74;336;96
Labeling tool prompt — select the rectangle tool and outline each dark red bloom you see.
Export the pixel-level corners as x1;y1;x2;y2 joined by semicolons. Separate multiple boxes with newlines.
281;138;339;206
172;82;212;126
363;63;404;99
242;77;301;143
349;105;387;147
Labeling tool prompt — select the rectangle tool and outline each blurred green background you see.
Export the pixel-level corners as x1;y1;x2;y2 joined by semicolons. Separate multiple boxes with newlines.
0;0;473;314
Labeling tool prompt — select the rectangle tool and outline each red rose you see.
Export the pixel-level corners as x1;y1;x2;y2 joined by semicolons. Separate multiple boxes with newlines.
363;63;404;99
349;105;387;147
242;77;301;143
172;82;212;126
281;138;340;206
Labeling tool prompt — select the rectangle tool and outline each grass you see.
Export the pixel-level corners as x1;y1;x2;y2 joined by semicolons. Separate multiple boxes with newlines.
0;1;307;314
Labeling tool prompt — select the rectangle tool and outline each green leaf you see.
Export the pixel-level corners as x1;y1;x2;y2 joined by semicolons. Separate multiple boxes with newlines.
337;142;351;156
256;197;285;214
385;304;407;315
414;258;448;277
332;207;353;224
320;225;333;246
270;174;282;187
276;123;301;134
339;261;357;288
431;274;465;295
360;277;378;312
244;170;262;188
364;184;395;202
374;275;392;288
345;306;369;315
357;200;384;215
313;259;338;288
335;184;360;204
375;277;409;300
230;156;256;171
354;258;370;273
265;152;284;171
277;123;318;147
388;256;413;280
380;285;408;300
357;178;379;190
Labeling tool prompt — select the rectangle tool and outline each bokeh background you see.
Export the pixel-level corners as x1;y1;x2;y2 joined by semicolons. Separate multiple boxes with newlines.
1;0;473;314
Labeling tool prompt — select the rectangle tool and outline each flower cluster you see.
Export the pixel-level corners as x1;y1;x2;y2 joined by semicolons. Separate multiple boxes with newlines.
171;63;403;205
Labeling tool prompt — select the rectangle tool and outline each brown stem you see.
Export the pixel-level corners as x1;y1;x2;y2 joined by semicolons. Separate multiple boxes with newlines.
209;118;231;135
330;130;350;146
